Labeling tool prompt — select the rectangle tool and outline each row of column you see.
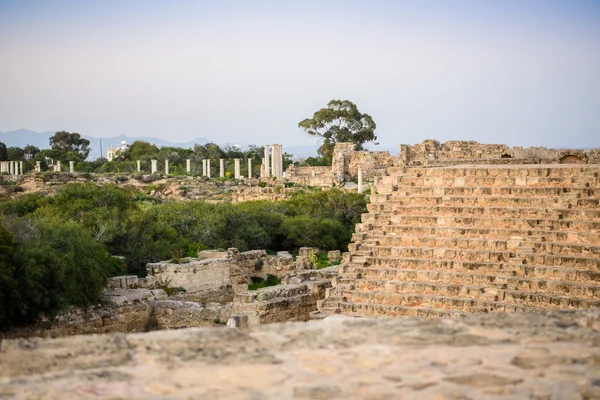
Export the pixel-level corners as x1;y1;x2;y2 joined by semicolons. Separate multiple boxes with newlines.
1;160;77;174
262;144;283;178
146;159;251;178
0;161;24;176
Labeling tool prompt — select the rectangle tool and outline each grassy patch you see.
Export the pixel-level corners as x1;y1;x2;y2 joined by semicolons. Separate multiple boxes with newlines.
248;274;281;291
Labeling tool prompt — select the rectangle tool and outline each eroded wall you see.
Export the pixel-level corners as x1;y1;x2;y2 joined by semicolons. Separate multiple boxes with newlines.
399;140;600;165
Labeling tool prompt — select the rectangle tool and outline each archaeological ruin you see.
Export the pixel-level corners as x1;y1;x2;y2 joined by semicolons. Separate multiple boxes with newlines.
1;140;600;398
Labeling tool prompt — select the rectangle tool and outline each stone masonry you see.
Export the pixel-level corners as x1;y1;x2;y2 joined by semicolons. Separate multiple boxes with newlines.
318;163;600;317
1;309;599;399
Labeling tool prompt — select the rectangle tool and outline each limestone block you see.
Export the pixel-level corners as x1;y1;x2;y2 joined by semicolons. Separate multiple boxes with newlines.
327;250;341;261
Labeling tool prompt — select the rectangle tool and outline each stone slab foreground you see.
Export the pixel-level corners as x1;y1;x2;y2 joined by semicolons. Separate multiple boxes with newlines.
1;310;599;399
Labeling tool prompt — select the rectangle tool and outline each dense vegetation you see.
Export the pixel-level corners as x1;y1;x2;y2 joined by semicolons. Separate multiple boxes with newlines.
0;183;367;328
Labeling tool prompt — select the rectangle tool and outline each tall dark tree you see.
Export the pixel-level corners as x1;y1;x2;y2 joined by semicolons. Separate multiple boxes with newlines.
49;131;91;161
298;100;377;158
6;147;24;160
0;142;7;161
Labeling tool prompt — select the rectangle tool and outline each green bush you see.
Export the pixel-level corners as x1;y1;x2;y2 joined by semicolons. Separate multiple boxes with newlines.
0;218;114;328
248;274;281;291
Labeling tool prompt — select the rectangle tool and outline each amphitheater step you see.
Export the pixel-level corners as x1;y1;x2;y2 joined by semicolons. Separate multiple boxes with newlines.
361;206;600;221
343;289;599;311
366;196;600;210
370;187;600;201
338;302;470;318
341;278;600;300
319;164;600;317
342;265;600;288
353;225;600;246
359;235;600;256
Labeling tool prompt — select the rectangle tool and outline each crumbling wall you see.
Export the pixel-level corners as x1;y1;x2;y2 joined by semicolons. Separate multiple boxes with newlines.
285;165;333;187
153;300;232;329
399;140;600;165
345;151;394;181
230;267;337;328
146;248;306;303
147;257;235;304
231;186;296;203
0;287;167;339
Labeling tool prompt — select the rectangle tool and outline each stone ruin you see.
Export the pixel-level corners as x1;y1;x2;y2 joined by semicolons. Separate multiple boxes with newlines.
2;140;600;398
316;143;600;318
0;247;338;339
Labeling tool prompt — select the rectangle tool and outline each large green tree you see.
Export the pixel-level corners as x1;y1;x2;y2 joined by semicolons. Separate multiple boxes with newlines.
298;99;377;158
0;142;7;161
49;131;91;161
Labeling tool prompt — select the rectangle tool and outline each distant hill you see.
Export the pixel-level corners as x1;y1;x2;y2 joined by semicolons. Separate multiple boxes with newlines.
0;129;211;160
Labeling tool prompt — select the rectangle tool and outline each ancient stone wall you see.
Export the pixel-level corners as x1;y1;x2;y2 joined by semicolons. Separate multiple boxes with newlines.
146;248;305;304
285;165;333;187
0;288;167;339
153;300;232;329
231;186;296;203
231;267;337;328
147;257;235;304
399;140;600;165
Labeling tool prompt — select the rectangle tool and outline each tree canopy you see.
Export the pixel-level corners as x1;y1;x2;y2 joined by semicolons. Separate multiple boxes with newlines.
298;100;377;158
49;131;91;161
0;142;7;161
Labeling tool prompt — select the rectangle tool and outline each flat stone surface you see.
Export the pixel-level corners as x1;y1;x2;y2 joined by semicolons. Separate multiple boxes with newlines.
1;310;599;399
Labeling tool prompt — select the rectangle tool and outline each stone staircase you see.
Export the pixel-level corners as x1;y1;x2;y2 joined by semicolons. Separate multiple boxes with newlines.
317;164;600;318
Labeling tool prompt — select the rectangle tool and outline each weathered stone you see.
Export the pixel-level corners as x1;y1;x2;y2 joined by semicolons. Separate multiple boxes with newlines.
319;164;600;317
1;310;599;399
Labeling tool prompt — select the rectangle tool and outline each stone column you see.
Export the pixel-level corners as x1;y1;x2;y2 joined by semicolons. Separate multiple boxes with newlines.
357;167;363;193
264;145;270;177
56;161;61;172
277;144;283;177
137;160;141;172
165;160;169;175
35;161;41;173
271;144;283;178
202;159;207;177
151;159;157;174
69;161;75;173
206;160;211;178
234;158;241;179
8;161;13;175
219;159;224;178
270;145;275;178
186;159;191;174
247;159;252;179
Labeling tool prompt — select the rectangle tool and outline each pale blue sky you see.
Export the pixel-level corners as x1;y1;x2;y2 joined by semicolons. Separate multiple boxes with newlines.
1;0;599;148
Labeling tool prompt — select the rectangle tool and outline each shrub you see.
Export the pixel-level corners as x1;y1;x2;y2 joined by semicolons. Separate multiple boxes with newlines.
248;274;281;291
0;218;114;328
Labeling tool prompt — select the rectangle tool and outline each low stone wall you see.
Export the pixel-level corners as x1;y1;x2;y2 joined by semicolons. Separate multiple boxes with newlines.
0;288;167;339
285;165;333;187
153;300;232;329
146;248;308;304
399;140;600;165
231;267;337;328
147;257;235;303
231;186;297;203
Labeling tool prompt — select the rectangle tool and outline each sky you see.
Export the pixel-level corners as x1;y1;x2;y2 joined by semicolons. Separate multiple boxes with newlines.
1;0;599;149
